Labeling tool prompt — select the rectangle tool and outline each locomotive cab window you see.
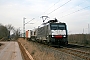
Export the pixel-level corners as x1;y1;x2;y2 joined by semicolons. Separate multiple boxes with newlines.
51;25;57;30
50;23;66;30
58;25;65;30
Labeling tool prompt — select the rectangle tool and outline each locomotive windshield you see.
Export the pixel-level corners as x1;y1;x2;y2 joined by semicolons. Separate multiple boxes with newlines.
50;23;66;30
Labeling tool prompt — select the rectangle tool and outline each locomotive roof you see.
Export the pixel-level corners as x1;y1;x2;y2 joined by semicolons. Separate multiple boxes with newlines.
39;22;66;28
38;19;66;28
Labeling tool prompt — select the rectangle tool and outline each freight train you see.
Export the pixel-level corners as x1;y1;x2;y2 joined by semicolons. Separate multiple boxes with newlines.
26;19;68;46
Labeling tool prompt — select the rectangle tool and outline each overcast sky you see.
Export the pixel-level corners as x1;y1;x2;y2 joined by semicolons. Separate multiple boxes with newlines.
0;0;90;34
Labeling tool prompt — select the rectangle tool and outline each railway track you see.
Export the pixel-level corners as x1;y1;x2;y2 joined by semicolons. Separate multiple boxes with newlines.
61;48;90;60
28;40;90;60
53;46;90;60
38;43;90;60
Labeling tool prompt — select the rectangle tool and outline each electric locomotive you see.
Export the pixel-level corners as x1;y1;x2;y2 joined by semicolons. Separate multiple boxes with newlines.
36;19;68;46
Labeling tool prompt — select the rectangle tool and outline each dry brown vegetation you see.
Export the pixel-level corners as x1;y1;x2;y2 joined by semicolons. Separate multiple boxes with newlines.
18;38;83;60
68;34;90;46
18;38;55;60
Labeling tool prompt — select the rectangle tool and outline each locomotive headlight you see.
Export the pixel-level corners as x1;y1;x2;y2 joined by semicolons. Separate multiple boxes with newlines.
63;35;66;37
47;36;48;37
52;35;54;37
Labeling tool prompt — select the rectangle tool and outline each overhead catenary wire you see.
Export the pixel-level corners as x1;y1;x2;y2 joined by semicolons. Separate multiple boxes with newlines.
47;0;72;15
27;0;90;29
59;2;83;15
25;18;35;24
34;0;72;22
38;0;72;24
60;6;90;18
43;0;61;14
54;0;87;17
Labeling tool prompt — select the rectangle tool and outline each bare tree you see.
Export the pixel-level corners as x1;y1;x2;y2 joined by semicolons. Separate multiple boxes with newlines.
0;24;9;40
5;24;15;39
0;24;20;41
14;29;20;40
5;24;14;31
